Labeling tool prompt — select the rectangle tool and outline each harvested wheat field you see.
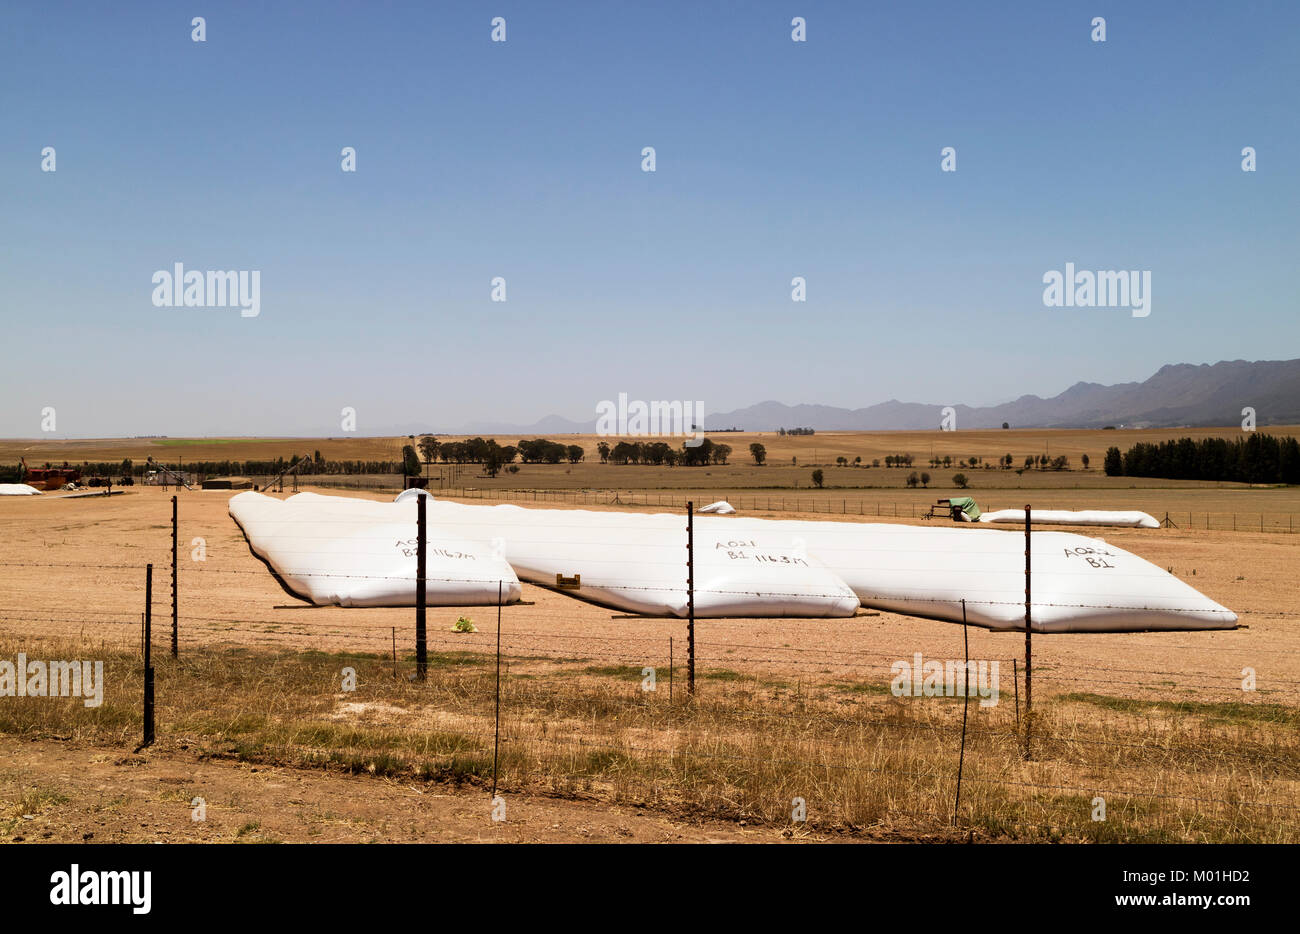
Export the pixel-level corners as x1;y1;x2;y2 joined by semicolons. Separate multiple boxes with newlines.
1;482;1297;844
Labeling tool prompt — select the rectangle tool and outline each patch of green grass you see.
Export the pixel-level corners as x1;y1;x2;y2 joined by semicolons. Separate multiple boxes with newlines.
577;665;646;680
836;681;894;696
699;668;790;689
581;749;639;774
400;651;488;668
300;650;385;662
328;751;407;777
1057;693;1300;727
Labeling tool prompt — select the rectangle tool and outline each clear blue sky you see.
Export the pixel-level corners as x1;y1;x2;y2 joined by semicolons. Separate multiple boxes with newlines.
2;1;1297;436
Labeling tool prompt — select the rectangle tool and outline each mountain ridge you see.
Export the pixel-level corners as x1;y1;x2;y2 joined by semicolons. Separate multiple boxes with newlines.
430;359;1300;435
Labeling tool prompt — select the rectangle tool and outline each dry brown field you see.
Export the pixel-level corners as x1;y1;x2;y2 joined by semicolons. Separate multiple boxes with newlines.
6;424;1300;472
7;427;1300;531
2;474;1298;843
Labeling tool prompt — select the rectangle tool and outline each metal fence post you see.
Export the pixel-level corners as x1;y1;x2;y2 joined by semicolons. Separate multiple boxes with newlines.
171;494;178;658
1023;505;1032;760
141;564;155;750
492;580;502;799
415;493;427;681
686;501;695;697
954;598;969;825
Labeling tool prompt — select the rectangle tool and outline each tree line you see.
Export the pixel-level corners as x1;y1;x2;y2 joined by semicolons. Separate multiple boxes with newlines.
595;438;732;466
1103;434;1300;484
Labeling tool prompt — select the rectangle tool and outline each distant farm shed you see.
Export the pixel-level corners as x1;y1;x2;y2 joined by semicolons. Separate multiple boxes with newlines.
202;476;253;491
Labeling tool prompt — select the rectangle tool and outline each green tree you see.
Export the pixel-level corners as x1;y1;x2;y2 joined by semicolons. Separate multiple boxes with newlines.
484;442;505;478
401;444;422;476
952;473;969;489
920;472;930;488
749;442;766;465
417;436;440;471
1081;453;1090;470
811;469;824;488
906;471;919;488
1103;446;1123;476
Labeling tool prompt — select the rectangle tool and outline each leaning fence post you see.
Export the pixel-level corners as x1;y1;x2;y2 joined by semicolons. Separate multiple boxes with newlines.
1023;505;1033;760
953;599;970;826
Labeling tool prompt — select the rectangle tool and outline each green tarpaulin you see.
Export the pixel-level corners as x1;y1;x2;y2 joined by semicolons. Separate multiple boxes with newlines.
947;497;981;520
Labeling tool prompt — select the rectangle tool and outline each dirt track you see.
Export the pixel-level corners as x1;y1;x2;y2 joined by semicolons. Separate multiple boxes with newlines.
0;736;837;844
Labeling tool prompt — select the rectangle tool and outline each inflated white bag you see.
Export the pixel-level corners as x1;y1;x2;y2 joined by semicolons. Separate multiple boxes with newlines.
228;491;1236;631
748;518;1233;632
229;492;521;607
0;483;42;495
416;499;859;618
977;508;1160;529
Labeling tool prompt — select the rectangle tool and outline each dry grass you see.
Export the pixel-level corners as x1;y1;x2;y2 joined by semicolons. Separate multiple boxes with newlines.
3;634;1295;843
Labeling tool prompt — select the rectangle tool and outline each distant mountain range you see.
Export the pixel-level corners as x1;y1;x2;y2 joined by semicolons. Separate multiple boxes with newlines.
430;359;1300;434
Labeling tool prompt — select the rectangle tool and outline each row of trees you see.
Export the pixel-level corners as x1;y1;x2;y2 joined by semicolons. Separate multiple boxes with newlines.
13;455;409;480
1103;434;1300;484
413;436;583;467
596;438;732;466
811;468;971;489
808;453;1091;470
407;436;745;475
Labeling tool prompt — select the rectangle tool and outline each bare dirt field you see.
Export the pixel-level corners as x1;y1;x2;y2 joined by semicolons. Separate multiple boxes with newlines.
0;736;833;844
0;485;1295;694
2;450;1298;843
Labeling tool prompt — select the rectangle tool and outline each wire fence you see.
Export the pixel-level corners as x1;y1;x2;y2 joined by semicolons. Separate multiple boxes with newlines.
176;473;1300;535
408;486;1300;535
0;501;1297;841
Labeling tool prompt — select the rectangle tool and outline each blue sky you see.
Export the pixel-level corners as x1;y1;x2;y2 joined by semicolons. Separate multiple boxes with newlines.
2;1;1297;436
